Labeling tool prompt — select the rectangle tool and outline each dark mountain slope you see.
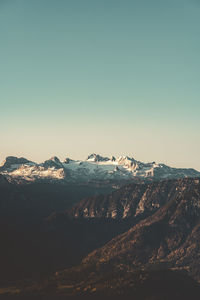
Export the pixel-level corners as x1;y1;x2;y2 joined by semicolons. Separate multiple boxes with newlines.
67;178;196;221
33;178;200;298
1;178;200;299
0;181;113;281
82;179;200;274
7;268;200;300
44;179;184;274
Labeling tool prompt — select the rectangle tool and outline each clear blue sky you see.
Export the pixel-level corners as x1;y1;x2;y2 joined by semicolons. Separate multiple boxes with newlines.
1;0;200;170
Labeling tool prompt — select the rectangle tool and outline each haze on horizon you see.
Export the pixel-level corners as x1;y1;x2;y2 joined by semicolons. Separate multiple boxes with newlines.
1;0;200;171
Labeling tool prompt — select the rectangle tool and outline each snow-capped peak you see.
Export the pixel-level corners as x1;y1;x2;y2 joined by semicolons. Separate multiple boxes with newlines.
42;156;62;169
86;153;110;162
0;154;200;184
0;156;35;171
49;156;61;163
116;156;136;169
116;155;134;162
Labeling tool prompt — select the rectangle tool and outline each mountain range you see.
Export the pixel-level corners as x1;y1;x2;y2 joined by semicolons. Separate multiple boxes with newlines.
0;178;199;299
31;178;200;299
0;154;200;299
0;153;199;184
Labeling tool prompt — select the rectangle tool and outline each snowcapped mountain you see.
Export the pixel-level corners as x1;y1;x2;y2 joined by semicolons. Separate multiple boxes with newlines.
0;156;35;171
0;153;199;184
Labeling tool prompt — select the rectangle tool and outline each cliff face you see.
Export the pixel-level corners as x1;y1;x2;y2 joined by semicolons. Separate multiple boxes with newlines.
68;178;200;223
51;178;200;298
82;178;200;272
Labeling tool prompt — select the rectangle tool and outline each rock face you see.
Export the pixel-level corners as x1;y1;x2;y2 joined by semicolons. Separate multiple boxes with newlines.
0;156;34;171
0;153;199;184
47;178;200;298
42;156;63;169
80;178;200;278
68;178;199;221
86;153;110;162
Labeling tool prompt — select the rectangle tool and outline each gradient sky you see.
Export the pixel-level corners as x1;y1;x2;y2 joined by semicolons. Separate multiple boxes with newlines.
0;0;200;170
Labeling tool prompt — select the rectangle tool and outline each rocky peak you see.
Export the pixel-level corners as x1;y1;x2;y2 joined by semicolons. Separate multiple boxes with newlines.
0;156;33;171
50;156;60;163
86;153;110;162
64;157;74;164
116;155;136;169
42;156;62;169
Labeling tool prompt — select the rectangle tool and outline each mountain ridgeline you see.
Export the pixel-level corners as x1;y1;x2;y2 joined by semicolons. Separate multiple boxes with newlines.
0;156;200;300
0;153;199;185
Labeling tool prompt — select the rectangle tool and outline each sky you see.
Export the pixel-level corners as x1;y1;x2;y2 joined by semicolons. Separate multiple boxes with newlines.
0;0;200;170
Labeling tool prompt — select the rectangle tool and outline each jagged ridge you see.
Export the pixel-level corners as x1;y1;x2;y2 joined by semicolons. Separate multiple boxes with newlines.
0;154;199;183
